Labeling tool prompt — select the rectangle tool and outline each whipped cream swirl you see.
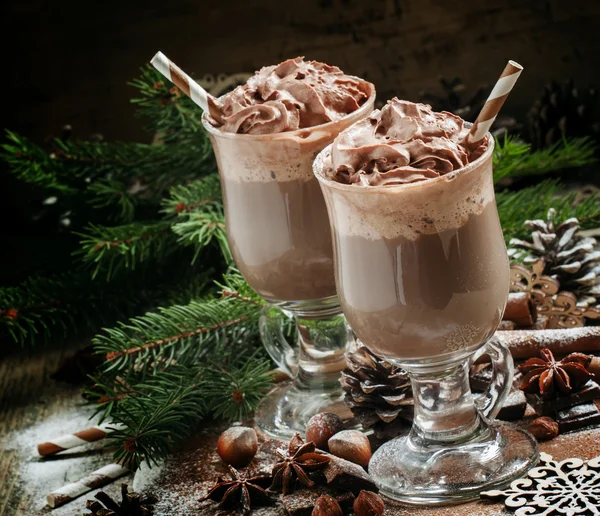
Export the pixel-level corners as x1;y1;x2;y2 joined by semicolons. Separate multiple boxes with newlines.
211;57;373;135
331;99;487;186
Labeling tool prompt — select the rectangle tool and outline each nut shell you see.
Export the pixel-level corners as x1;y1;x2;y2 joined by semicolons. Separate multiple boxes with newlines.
354;490;385;516
328;429;372;468
306;412;344;450
217;426;258;467
312;494;343;516
528;416;559;441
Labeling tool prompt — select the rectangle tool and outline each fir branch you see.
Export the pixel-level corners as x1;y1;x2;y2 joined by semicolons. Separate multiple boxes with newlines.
0;276;68;347
217;268;265;304
493;135;596;184
2;131;216;222
104;314;250;362
90;281;270;468
497;179;600;242
220;289;264;306
203;355;274;421
1;130;76;192
130;66;206;143
0;267;212;348
161;175;222;216
76;221;176;280
101;366;207;469
96;354;272;469
161;175;230;262
170;209;231;263
86;179;140;223
93;294;262;374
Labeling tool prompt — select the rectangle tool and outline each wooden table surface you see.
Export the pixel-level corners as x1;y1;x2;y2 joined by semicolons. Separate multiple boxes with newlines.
3;346;600;515
0;346;134;515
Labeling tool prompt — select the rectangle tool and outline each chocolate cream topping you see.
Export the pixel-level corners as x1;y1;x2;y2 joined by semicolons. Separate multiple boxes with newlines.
331;99;488;186
211;57;373;135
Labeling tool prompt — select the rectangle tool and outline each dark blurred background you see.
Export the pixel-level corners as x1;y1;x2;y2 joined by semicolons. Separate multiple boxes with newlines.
2;0;599;142
1;0;599;281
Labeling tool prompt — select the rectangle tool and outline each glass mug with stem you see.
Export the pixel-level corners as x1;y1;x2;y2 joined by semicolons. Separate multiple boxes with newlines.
201;86;375;439
314;133;538;504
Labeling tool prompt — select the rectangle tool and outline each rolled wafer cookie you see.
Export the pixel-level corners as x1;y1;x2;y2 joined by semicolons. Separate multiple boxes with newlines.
47;463;130;508
38;422;125;456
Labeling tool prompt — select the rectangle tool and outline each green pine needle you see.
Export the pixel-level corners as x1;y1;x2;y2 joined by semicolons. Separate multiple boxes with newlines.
493;135;596;184
129;65;207;143
203;355;274;422
497;179;600;242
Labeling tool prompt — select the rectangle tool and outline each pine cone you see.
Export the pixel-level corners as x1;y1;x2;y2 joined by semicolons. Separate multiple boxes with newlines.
527;80;600;150
340;344;413;439
509;208;600;308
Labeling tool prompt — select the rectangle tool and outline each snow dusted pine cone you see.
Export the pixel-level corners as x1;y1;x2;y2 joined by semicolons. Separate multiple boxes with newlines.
509;208;600;309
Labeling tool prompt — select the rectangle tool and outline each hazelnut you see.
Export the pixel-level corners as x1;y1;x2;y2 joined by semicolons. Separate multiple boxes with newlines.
354;490;385;516
527;416;559;441
217;426;258;467
312;494;343;516
306;412;345;450
327;429;372;468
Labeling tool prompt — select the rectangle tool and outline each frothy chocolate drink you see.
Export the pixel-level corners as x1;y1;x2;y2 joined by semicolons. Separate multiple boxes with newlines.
204;59;375;303
315;99;509;361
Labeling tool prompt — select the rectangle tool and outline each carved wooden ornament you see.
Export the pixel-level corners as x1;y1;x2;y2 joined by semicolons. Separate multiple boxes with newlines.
481;452;600;515
510;259;600;329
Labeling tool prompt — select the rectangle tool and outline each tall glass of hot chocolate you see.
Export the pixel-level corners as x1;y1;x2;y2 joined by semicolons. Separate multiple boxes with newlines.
314;99;537;504
202;58;375;439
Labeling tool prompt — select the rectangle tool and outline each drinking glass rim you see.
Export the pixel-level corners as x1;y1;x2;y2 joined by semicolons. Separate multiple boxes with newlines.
313;129;495;193
200;79;376;141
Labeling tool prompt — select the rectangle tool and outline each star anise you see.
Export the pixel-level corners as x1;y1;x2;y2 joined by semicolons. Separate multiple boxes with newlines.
199;465;273;515
270;433;330;495
519;349;593;398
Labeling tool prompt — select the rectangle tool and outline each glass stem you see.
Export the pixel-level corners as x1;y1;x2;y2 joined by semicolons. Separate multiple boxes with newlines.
409;359;484;444
293;311;351;393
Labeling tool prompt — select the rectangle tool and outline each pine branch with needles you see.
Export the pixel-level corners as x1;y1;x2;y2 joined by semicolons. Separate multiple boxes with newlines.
493;135;596;185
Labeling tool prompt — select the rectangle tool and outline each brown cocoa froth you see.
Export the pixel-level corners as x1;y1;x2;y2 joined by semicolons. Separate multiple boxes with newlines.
330;99;488;187
209;57;374;135
314;140;494;241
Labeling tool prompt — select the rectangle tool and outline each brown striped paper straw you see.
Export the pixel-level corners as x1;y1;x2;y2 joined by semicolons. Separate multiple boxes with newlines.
150;51;223;123
37;422;125;457
46;463;130;508
467;60;523;147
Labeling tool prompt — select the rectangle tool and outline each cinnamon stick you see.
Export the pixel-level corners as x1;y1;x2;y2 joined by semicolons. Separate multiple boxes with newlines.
496;327;600;360
498;320;517;331
503;292;537;327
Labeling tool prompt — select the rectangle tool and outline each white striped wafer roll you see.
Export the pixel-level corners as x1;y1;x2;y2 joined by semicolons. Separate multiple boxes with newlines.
467;60;523;147
37;422;125;457
47;463;130;508
150;51;223;123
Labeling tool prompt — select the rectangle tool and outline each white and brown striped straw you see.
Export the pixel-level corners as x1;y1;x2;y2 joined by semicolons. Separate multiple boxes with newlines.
150;51;223;123
46;463;130;508
37;422;126;457
467;60;523;147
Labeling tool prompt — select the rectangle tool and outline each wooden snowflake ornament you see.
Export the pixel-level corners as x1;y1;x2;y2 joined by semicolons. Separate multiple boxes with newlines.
481;452;600;515
510;260;600;328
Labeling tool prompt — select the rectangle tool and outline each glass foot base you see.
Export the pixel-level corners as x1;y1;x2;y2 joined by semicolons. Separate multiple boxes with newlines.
255;381;354;440
369;421;539;505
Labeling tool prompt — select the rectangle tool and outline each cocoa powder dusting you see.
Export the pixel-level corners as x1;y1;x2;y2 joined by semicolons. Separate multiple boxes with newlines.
131;419;600;516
